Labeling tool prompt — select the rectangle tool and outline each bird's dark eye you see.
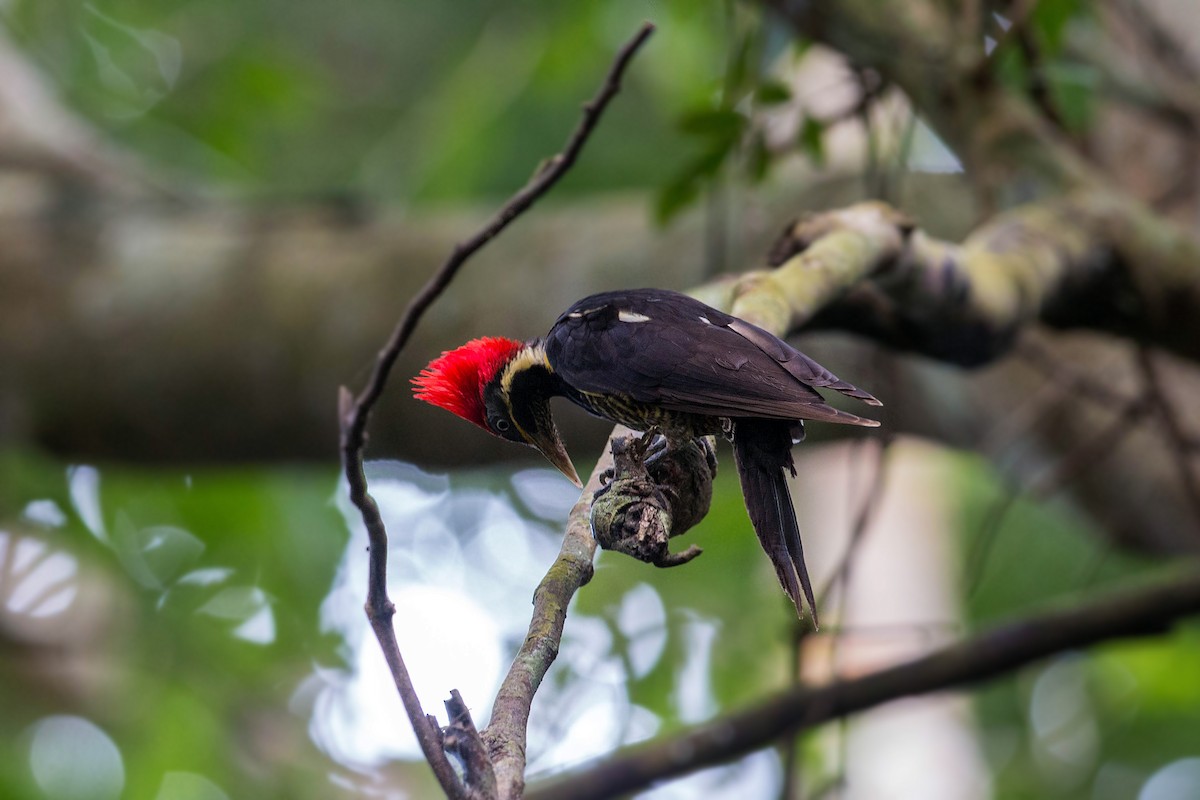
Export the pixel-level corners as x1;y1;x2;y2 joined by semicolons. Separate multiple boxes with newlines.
494;418;510;432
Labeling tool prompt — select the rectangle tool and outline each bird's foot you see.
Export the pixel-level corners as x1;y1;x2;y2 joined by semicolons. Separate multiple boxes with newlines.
594;432;648;501
636;428;670;468
592;470;615;501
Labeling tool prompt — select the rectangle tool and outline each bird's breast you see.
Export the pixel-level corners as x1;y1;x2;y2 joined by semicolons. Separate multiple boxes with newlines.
565;387;720;440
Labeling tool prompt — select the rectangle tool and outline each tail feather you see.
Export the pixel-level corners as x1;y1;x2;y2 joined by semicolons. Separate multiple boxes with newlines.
820;377;883;407
732;419;819;627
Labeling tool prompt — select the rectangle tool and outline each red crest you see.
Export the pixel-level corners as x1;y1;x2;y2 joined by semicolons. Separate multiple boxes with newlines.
412;337;524;429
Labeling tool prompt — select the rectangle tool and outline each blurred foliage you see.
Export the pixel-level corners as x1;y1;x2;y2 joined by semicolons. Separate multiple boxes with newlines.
953;453;1200;800
1;0;1100;223
2;0;728;205
0;449;799;798
655;4;811;224
2;445;1198;798
2;0;835;223
989;0;1098;135
0;451;348;799
0;0;1191;797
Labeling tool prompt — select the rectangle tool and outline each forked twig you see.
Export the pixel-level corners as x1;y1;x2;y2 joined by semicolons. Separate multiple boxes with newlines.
336;22;656;798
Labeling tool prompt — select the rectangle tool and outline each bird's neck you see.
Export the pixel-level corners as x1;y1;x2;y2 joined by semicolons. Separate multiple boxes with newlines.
498;340;555;395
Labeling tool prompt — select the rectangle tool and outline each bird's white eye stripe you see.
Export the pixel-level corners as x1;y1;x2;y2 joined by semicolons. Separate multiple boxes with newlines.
618;310;651;323
699;315;712;325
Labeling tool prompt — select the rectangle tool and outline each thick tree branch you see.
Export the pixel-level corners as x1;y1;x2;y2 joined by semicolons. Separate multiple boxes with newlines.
693;194;1200;365
526;570;1200;800
336;23;655;798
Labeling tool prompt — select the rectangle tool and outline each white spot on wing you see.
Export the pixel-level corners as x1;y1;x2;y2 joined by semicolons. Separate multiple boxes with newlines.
618;310;651;323
699;315;712;325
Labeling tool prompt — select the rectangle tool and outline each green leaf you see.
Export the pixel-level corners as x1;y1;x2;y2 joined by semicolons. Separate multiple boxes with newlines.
754;79;791;106
655;173;701;226
1030;0;1087;54
746;130;771;183
799;116;825;166
1045;61;1098;132
678;108;748;143
993;45;1030;92
655;145;729;225
725;27;756;98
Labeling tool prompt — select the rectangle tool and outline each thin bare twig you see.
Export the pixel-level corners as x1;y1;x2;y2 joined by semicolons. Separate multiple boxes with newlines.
964;490;1019;599
1107;0;1200;85
966;339;1154;594
1136;347;1200;531
818;436;893;610
336;22;656;797
1028;394;1151;499
527;571;1200;800
967;390;1151;596
1016;338;1141;411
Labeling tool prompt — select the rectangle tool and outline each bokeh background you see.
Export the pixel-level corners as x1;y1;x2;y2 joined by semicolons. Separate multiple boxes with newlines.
2;1;1200;799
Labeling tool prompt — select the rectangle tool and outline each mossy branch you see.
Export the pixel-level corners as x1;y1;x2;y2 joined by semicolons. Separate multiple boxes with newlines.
696;194;1200;365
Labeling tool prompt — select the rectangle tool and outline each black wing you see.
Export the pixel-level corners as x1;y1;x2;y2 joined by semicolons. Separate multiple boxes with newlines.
544;288;880;426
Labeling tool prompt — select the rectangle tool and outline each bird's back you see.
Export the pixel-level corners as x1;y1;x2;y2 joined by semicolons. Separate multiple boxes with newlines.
544;288;879;428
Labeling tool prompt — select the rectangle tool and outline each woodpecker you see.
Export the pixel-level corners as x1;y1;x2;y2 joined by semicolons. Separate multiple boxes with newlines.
413;288;881;624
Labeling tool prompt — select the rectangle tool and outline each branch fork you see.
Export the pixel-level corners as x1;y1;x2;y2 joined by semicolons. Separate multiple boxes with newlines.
337;22;656;800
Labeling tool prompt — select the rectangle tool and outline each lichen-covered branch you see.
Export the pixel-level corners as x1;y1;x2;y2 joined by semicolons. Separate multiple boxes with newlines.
480;433;710;798
481;439;611;799
696;195;1200;365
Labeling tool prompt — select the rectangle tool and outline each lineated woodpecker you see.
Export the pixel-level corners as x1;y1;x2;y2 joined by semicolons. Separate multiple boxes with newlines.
413;288;881;623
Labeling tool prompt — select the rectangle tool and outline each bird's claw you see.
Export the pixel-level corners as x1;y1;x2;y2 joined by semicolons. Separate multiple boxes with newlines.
697;435;718;477
636;429;669;467
593;466;617;499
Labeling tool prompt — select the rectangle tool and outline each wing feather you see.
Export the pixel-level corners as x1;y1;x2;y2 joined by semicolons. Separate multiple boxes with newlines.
546;289;880;427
